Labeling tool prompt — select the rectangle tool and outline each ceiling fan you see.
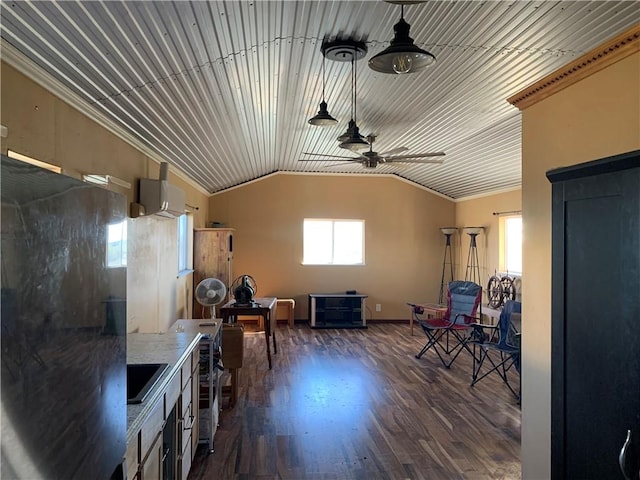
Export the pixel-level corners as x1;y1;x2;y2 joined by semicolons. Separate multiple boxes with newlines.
299;135;445;169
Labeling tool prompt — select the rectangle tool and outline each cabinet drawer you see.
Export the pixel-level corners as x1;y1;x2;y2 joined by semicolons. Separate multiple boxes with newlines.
139;397;163;466
180;441;192;480
181;354;192;390
141;430;163;480
181;380;192;419
191;374;200;456
192;348;200;375
181;410;192;455
125;437;139;480
165;371;181;416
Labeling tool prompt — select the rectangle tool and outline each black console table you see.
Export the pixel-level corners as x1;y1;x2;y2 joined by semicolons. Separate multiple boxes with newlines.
308;293;368;329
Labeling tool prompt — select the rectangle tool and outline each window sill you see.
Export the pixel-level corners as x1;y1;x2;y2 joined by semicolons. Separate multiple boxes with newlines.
177;269;194;278
301;263;366;266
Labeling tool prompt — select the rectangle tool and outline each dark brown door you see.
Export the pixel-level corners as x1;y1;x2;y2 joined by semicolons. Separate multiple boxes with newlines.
549;152;640;479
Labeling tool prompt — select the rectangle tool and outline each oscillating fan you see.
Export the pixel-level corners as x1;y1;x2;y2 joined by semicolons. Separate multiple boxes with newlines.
230;274;257;306
195;278;227;319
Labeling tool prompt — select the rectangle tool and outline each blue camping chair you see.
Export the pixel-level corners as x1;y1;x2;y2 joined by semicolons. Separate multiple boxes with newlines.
410;281;482;368
469;300;522;401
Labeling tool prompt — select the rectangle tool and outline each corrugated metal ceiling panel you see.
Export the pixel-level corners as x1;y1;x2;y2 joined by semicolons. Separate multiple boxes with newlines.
1;1;638;199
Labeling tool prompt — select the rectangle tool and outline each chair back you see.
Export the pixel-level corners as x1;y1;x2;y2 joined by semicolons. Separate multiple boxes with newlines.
446;281;482;325
498;300;522;348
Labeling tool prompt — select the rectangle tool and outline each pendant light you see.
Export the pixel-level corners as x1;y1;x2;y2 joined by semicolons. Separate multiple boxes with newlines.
308;49;338;126
368;5;435;75
336;41;368;151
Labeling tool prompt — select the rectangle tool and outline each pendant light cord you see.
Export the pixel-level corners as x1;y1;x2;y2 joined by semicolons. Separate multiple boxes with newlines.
352;46;357;123
321;54;327;101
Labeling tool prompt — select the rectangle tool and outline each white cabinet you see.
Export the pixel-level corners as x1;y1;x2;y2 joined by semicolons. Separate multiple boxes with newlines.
138;398;164;480
127;339;201;480
127;320;224;480
140;431;162;480
190;348;200;459
177;353;195;480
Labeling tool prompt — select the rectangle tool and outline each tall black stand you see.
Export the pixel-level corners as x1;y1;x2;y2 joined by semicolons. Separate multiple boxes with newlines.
439;228;457;304
464;227;483;285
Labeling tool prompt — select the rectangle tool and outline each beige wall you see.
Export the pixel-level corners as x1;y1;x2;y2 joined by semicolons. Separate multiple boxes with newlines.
455;189;522;283
209;174;456;320
520;51;640;479
1;62;210;333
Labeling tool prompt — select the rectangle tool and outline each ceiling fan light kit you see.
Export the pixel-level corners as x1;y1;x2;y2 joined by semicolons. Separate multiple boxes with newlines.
369;6;435;74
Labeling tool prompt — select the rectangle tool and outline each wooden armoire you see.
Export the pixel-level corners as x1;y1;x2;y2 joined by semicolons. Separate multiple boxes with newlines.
193;228;234;319
547;150;639;479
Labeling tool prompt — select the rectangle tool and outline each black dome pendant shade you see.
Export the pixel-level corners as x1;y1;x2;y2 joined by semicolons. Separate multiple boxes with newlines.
337;119;369;151
308;100;337;126
308;52;338;125
369;6;435;74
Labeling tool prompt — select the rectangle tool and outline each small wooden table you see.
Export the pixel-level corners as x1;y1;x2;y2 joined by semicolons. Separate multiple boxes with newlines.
480;304;502;325
220;297;277;369
408;302;447;336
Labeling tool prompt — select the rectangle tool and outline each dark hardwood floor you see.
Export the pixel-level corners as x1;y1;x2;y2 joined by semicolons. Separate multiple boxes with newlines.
188;322;521;480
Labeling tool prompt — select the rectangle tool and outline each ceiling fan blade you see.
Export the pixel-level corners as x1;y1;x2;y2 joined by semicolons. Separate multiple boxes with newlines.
385;152;446;160
324;161;364;167
298;158;362;163
386;158;445;164
302;152;361;160
378;147;408;156
381;163;413;169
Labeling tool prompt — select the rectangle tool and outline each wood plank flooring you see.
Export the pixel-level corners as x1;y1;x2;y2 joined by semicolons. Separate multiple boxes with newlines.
188;322;520;480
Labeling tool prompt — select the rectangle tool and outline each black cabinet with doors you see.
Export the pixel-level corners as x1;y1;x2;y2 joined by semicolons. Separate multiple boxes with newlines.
547;150;640;479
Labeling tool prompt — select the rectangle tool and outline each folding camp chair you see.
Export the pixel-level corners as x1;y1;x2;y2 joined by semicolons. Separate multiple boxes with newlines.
410;281;482;368
469;300;522;401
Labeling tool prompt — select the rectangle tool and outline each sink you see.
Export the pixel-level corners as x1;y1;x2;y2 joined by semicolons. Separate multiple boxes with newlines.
127;363;169;404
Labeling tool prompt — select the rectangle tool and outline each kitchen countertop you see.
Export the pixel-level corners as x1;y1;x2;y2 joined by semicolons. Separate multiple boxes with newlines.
125;319;224;444
126;329;202;444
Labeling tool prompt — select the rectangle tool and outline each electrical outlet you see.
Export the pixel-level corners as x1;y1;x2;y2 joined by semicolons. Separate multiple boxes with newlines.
375;303;381;312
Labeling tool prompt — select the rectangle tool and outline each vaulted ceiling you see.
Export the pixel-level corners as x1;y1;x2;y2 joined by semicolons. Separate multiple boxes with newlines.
2;1;638;199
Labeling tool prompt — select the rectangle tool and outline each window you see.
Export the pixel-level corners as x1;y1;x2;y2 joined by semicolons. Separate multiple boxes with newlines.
8;149;62;173
106;220;127;268
178;213;191;273
501;215;522;274
303;219;364;265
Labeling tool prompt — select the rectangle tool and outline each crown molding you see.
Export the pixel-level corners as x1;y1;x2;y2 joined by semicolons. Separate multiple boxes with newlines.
507;24;640;110
0;40;210;196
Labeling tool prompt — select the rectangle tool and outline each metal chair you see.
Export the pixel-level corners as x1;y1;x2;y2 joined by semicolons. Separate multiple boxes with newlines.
469;300;522;401
410;281;482;368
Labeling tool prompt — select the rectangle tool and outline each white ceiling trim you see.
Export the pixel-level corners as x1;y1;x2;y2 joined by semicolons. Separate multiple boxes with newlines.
1;39;210;196
210;170;455;201
453;185;522;203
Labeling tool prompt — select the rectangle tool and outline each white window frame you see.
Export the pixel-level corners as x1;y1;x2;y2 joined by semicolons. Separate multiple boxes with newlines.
302;218;365;266
177;213;193;275
500;215;522;275
106;220;127;268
